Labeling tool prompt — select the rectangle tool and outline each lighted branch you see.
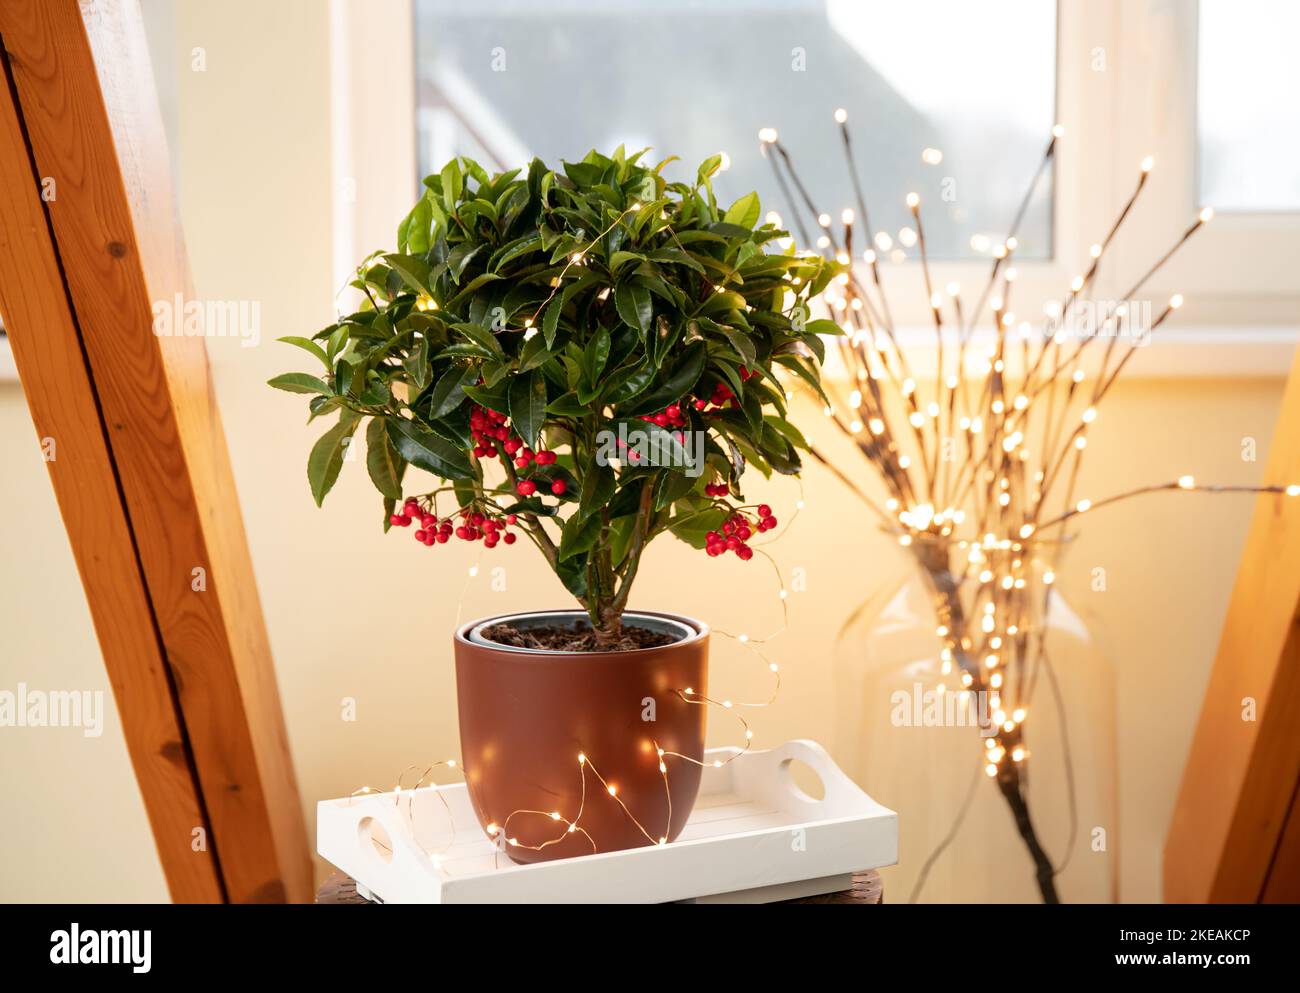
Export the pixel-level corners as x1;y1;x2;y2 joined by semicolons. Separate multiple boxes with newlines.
759;110;1285;904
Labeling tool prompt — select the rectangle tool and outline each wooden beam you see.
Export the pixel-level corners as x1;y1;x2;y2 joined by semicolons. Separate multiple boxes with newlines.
0;0;311;902
1164;342;1300;902
0;39;224;906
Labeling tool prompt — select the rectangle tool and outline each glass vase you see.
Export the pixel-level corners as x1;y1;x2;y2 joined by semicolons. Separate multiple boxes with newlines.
834;556;1119;903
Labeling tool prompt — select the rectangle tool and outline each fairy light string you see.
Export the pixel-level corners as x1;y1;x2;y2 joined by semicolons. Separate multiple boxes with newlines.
760;110;1299;901
347;487;803;872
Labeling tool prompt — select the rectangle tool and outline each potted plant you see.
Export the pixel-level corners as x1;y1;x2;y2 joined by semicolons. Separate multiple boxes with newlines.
271;148;840;860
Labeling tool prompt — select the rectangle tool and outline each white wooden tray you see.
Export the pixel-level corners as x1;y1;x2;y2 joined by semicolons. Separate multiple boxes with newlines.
317;739;897;904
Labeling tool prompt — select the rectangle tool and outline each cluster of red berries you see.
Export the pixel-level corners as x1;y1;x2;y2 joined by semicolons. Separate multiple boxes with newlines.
390;498;519;549
515;440;565;497
704;504;778;561
465;404;565;498
469;405;519;460
517;475;566;497
637;402;688;429
704;481;731;497
691;368;757;413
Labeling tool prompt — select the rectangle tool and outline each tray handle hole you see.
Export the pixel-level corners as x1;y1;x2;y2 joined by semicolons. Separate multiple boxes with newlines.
358;816;394;864
779;758;826;802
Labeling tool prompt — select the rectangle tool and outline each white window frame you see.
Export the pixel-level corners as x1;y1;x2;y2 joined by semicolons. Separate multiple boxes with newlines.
323;0;1298;387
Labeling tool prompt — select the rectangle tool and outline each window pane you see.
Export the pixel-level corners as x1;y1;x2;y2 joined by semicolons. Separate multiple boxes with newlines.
1198;0;1300;211
414;0;1056;260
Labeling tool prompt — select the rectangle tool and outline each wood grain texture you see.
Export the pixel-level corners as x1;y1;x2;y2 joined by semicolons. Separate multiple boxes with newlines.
0;41;223;905
0;0;311;902
1164;340;1300;902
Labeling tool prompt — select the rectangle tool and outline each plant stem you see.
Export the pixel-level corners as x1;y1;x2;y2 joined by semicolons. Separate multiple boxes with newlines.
996;765;1060;904
917;543;1060;904
607;481;657;621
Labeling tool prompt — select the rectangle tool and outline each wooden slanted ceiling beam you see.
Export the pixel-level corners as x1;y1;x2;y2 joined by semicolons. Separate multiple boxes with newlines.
1164;341;1300;903
0;38;224;906
0;0;311;901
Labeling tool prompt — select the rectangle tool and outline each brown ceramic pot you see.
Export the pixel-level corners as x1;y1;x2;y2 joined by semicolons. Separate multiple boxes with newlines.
454;609;708;863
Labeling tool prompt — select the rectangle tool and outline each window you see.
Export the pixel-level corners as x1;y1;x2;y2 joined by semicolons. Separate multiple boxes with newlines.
413;0;1057;261
1197;0;1300;212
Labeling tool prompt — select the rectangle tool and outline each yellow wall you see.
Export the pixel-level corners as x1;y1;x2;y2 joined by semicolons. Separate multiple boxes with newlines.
0;0;1288;902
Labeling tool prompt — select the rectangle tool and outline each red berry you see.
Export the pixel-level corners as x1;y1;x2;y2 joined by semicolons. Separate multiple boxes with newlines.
505;514;518;525
763;515;777;530
455;526;469;540
517;480;537;497
389;514;404;527
435;532;449;544
758;504;772;518
551;479;567;496
736;544;754;561
414;529;427;542
503;532;517;545
515;457;529;469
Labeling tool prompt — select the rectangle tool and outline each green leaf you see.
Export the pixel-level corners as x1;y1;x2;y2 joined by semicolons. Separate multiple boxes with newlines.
741;386;764;433
805;318;845;337
383;254;432;296
775;353;830;406
405;197;433;254
668;508;727;549
622;340;706;415
307;413;360;506
326;325;348;362
365;418;405;499
518;333;554;372
603;360;656;404
542;298;562;348
765;414;810;451
582;327;611;384
441;159;463;213
555;554;589;599
559;512;603;561
489;232;543;272
425;364;475;419
723;191;761;229
445;272;503;311
501;497;558;518
615;282;653;336
386;418;474;480
654;469;696;511
508;368;547;449
268;372;330;395
276;336;330;367
607;477;647;518
578;459;616;521
453;322;504;357
696;154;722;183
